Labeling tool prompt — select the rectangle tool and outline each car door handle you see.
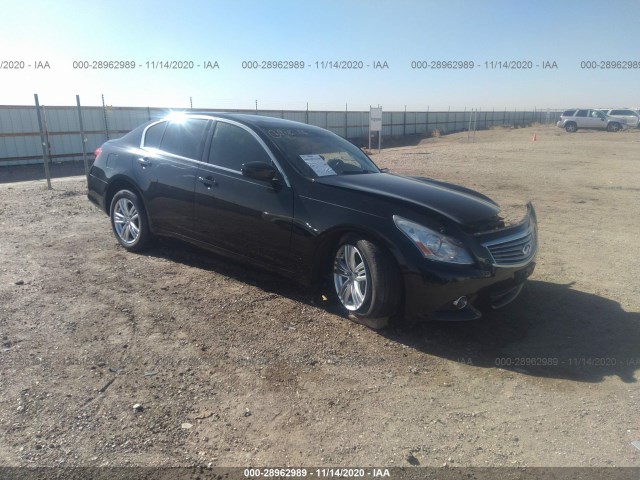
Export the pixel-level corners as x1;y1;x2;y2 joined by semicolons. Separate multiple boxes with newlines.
197;175;217;187
138;157;152;167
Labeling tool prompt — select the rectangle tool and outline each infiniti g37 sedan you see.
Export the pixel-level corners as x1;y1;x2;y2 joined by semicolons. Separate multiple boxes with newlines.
87;113;537;324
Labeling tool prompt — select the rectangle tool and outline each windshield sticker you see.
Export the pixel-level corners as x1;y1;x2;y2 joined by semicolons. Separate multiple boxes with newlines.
299;154;337;176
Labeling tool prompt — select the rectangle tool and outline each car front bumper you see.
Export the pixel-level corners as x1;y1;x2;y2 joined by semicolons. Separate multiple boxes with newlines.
401;203;537;321
402;259;536;321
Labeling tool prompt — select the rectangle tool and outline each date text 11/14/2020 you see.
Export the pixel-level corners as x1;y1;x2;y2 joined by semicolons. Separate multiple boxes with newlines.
243;468;391;478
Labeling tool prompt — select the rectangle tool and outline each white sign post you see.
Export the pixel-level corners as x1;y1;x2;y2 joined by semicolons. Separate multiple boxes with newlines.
369;106;382;153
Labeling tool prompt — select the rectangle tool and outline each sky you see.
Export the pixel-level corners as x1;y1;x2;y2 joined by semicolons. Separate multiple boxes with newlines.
2;0;639;111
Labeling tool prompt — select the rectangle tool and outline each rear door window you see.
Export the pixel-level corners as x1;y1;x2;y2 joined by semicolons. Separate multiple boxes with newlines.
611;109;635;116
576;110;588;117
160;119;209;160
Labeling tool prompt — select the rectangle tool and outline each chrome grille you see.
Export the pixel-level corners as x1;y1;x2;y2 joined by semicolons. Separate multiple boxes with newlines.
484;230;536;267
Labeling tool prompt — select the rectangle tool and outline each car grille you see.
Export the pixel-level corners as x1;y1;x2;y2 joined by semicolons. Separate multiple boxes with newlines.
484;229;536;267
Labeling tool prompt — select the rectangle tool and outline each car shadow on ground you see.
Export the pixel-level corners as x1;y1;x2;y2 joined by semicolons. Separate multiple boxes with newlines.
384;280;640;384
142;240;638;384
142;237;320;298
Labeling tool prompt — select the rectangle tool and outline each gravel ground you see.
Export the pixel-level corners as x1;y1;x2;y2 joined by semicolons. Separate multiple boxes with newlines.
0;125;639;468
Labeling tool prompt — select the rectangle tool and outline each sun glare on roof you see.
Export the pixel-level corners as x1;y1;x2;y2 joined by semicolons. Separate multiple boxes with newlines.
165;112;188;124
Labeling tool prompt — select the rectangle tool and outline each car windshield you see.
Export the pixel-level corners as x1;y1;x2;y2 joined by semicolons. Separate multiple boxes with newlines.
262;126;379;178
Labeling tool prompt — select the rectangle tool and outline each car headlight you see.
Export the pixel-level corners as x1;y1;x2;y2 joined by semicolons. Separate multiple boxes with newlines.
393;216;474;264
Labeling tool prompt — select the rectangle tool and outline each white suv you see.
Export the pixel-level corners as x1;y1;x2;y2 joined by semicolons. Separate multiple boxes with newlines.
599;109;640;128
556;109;625;132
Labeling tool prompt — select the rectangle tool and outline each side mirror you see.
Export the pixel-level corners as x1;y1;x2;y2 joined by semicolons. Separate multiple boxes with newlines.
241;161;276;181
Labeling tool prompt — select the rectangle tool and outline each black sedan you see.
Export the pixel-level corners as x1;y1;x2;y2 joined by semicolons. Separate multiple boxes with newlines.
87;113;537;325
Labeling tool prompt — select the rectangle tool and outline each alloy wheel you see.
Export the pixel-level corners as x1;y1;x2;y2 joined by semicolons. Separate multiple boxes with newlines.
113;198;140;245
333;244;369;311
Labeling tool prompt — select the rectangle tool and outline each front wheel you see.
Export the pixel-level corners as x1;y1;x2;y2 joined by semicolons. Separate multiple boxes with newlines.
607;122;621;132
332;234;400;328
565;122;577;133
110;190;151;252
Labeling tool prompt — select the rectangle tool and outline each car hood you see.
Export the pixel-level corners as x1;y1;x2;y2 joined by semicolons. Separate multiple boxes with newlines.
313;173;502;228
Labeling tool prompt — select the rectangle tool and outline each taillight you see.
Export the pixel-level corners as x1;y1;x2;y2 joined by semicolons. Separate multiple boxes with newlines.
94;147;102;160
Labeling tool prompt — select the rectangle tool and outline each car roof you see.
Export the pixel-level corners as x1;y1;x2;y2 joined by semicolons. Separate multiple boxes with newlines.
184;111;320;130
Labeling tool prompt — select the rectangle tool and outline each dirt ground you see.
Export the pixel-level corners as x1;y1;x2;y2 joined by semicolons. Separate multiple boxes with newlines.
1;126;639;469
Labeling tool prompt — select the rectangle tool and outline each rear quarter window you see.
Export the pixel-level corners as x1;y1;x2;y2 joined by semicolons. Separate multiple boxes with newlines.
143;122;166;148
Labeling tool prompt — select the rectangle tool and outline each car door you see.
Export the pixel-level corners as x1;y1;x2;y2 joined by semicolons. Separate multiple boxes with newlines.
194;120;294;272
588;110;607;129
573;109;589;128
134;117;211;236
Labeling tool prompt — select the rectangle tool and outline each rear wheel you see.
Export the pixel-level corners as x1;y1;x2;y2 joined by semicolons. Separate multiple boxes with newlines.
110;190;151;252
565;122;577;133
607;122;621;132
332;234;399;328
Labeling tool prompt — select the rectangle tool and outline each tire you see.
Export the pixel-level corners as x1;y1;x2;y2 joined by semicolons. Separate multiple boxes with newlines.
607;122;621;132
565;122;577;133
331;234;400;327
109;190;151;252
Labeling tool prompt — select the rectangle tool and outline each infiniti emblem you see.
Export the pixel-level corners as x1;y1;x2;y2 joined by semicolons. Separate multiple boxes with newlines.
522;243;532;255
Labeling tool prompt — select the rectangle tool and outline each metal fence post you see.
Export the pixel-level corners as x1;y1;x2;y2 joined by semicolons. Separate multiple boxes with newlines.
34;94;52;189
446;106;450;133
426;106;429;135
403;105;407;137
345;103;348;138
472;110;476;139
76;95;89;177
368;105;371;151
101;94;110;141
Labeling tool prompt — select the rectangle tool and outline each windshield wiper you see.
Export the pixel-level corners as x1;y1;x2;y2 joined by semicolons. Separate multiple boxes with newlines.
340;169;373;175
